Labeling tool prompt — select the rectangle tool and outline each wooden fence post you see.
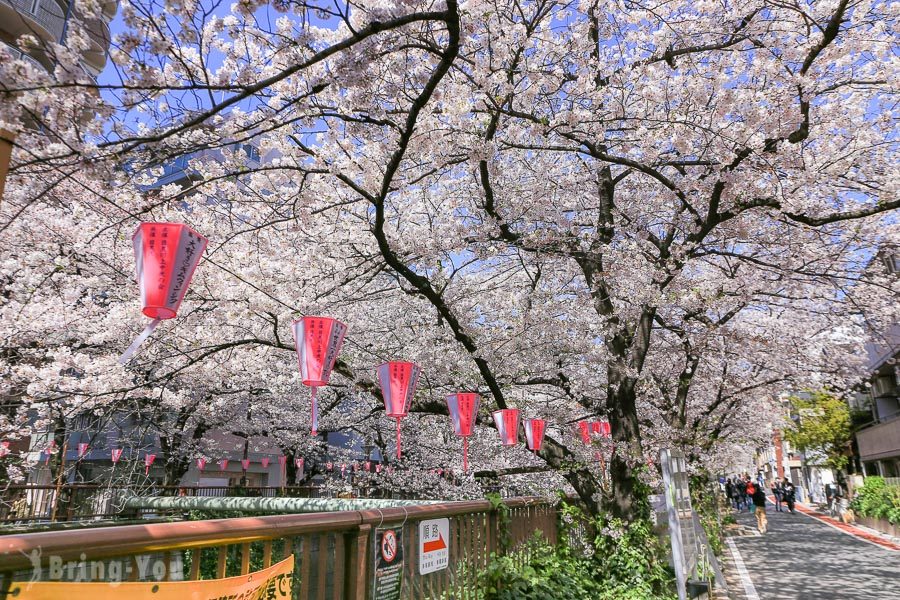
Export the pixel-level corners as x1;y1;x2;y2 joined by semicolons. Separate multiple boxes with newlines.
487;510;499;556
344;524;371;600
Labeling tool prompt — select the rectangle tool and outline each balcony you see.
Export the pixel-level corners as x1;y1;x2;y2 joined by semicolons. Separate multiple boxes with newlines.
0;0;66;43
2;40;45;71
857;410;900;462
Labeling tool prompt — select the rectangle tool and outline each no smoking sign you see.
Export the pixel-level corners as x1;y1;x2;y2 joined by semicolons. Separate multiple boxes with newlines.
373;526;404;599
381;529;398;563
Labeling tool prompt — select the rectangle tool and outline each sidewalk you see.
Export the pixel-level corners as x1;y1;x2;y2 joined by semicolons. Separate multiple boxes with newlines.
784;498;900;552
722;503;900;600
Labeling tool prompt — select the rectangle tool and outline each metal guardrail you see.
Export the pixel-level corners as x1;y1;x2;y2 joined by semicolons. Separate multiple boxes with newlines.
0;485;324;524
0;496;558;599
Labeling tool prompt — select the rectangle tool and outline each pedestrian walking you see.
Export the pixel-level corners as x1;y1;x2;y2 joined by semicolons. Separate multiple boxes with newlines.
825;483;836;514
771;479;783;512
725;478;735;509
735;477;747;511
782;478;796;513
751;484;768;533
746;482;758;516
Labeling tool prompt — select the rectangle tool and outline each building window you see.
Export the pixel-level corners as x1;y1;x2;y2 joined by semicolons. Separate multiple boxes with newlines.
240;144;260;162
872;374;898;398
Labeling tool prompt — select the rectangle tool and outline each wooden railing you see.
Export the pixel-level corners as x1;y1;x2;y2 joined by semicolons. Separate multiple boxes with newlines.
0;496;558;599
0;485;324;523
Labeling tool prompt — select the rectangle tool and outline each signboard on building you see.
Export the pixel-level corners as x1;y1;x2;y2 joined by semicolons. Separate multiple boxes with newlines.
418;518;450;575
372;526;404;600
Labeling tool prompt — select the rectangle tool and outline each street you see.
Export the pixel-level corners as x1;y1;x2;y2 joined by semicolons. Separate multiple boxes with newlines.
725;505;900;599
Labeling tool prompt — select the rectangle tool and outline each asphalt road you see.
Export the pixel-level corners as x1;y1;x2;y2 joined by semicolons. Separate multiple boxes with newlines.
727;505;900;599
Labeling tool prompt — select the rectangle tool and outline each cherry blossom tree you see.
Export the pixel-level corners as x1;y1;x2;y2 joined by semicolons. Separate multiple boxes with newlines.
1;0;898;519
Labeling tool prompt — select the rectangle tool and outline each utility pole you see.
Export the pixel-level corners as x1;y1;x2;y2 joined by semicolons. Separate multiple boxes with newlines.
49;439;68;522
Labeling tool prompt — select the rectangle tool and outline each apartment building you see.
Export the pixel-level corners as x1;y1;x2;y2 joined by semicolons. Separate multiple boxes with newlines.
1;0;116;75
856;252;900;478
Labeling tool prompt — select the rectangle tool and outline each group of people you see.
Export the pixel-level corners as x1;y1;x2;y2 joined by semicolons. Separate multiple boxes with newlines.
769;478;797;514
724;475;797;534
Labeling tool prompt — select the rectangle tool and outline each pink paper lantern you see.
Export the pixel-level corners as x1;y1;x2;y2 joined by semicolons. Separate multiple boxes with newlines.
144;453;156;475
598;420;611;437
365;461;371;472
326;461;333;471
446;392;480;472
77;443;90;458
277;455;287;485
241;458;251;471
218;459;229;471
524;418;546;452
261;457;271;468
292;316;347;436
295;457;304;471
120;222;208;364
578;421;591;445
341;463;347;476
375;463;382;474
0;441;9;458
111;448;123;463
377;361;421;459
492;409;520;446
196;457;207;471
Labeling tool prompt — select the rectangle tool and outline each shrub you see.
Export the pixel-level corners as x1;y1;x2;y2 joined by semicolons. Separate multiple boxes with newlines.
588;514;676;600
479;500;676;600
689;478;726;557
480;534;602;600
851;477;900;525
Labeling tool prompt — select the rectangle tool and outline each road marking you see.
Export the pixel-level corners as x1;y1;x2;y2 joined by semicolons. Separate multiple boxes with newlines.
726;538;760;600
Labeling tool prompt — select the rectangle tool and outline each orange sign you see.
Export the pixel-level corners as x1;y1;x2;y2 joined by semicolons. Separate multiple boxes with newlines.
11;555;293;600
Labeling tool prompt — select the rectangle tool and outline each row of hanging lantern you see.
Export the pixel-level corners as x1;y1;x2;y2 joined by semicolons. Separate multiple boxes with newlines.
119;222;614;474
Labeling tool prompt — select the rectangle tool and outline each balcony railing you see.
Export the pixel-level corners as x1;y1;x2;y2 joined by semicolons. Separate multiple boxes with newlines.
2;41;45;71
0;0;66;42
856;414;900;462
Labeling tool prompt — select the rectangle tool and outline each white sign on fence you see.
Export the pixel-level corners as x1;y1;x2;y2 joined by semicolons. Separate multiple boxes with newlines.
418;518;450;574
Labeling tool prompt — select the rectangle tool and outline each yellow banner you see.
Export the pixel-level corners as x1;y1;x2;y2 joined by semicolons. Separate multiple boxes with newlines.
11;555;293;600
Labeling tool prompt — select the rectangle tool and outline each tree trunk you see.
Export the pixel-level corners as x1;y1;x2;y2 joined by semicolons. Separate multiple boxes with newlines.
540;437;602;514
606;381;644;520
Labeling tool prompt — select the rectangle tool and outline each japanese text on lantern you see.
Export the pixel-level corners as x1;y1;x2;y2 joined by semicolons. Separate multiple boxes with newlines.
321;320;345;373
167;232;199;306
